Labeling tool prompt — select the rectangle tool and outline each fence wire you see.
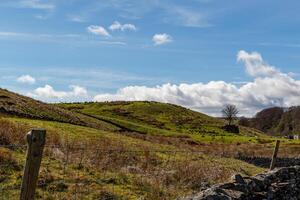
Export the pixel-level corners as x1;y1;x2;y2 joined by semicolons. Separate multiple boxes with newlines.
0;143;299;200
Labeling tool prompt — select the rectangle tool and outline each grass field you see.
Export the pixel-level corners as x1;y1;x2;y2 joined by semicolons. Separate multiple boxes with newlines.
59;101;266;143
0;117;266;199
1;115;299;199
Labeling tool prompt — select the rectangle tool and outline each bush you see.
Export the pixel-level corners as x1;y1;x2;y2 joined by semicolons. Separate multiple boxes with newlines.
223;125;239;134
0;147;20;171
0;118;26;145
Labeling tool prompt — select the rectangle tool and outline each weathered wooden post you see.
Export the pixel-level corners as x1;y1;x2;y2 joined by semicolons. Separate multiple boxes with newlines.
269;140;280;171
20;129;46;200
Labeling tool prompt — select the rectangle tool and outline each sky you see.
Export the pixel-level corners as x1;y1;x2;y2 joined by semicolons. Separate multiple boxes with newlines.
1;0;300;116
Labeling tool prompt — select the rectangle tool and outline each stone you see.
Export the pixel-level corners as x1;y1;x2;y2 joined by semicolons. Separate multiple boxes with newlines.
231;174;245;184
180;166;300;200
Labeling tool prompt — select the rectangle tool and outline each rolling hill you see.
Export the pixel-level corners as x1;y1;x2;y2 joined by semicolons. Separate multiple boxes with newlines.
0;88;119;132
241;106;300;136
0;87;264;143
59;101;264;138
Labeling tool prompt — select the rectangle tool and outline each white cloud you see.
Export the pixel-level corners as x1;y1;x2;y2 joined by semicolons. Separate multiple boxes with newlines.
94;50;300;117
288;72;300;77
163;5;211;27
29;85;88;99
152;33;172;46
35;14;49;20
71;85;88;97
109;21;137;31
67;15;85;23
87;1;211;28
87;25;110;37
0;32;28;37
237;50;279;77
19;0;55;10
0;31;127;46
17;75;36;84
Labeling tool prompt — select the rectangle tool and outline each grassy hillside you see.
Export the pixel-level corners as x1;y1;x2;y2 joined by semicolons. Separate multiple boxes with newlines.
0;117;265;199
0;89;299;199
0;88;119;132
59;101;264;140
1;115;299;199
0;88;265;145
240;106;300;136
276;107;300;135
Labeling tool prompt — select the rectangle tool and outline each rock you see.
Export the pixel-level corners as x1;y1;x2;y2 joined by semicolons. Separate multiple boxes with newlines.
218;183;236;189
231;174;245;184
180;166;300;200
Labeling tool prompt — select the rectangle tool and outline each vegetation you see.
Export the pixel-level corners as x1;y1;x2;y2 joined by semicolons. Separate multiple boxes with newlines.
0;89;299;199
59;101;263;139
0;88;120;132
0;117;265;199
239;106;300;136
221;104;239;126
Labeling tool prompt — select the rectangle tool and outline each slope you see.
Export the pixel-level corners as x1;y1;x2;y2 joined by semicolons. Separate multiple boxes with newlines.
244;106;300;135
0;88;119;132
59;101;263;138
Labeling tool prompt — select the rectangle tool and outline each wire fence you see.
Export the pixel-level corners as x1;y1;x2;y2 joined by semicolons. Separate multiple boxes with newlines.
1;142;300;200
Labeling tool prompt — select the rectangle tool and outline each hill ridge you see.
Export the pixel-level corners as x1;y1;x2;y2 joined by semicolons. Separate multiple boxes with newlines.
60;101;264;137
240;106;300;135
0;88;119;131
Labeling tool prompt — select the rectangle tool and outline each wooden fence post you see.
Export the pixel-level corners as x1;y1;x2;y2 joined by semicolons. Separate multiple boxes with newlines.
269;140;280;171
20;129;46;200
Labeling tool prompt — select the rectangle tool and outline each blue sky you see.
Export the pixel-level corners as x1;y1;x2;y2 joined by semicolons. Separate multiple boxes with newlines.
1;0;300;116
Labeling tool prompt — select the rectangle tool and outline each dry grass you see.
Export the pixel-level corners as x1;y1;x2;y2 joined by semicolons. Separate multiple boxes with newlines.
0;118;63;147
0;147;18;166
34;136;262;199
0;118;27;145
2;117;298;199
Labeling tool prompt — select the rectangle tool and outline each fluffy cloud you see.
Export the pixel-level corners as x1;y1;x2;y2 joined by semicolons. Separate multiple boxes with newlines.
94;50;300;116
109;21;137;31
152;33;172;45
237;50;279;77
87;25;110;37
17;75;36;84
30;85;88;99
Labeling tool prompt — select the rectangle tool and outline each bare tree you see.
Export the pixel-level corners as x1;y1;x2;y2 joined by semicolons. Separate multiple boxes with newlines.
222;104;239;125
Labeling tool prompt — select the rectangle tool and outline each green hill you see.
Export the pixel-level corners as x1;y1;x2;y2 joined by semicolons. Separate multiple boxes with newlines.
0;88;264;142
0;88;119;132
0;87;264;142
59;101;264;139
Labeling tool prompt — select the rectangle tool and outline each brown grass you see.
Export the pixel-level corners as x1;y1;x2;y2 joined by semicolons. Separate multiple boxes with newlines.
0;118;27;145
1;117;298;199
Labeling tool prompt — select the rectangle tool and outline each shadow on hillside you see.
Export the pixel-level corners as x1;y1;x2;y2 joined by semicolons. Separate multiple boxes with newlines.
235;156;300;168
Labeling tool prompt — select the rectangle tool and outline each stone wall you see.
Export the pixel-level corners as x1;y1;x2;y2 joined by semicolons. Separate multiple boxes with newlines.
182;166;300;200
236;156;300;168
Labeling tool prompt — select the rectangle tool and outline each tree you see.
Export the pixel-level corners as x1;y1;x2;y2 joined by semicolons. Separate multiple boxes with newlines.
222;104;239;125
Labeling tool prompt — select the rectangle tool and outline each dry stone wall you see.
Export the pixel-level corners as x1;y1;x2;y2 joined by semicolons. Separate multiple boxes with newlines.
182;166;300;200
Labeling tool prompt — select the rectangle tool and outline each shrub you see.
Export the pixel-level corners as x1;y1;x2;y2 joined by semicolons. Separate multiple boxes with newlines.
0;118;26;145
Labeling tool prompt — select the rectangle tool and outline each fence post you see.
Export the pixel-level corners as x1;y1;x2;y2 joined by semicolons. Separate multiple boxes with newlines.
269;140;280;171
20;129;46;200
